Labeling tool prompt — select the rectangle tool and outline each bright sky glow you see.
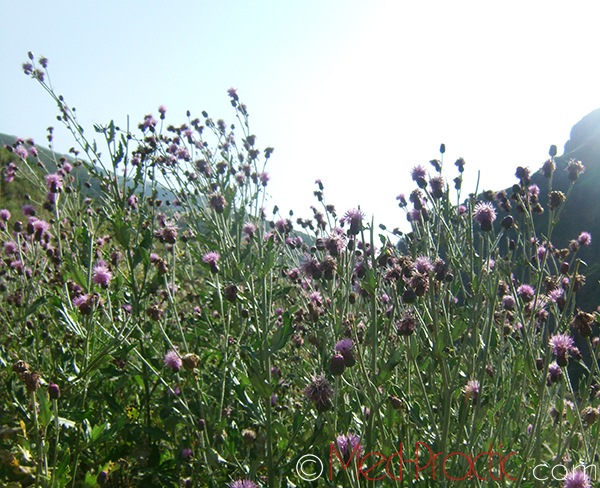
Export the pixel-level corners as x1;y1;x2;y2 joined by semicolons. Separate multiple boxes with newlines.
2;1;600;230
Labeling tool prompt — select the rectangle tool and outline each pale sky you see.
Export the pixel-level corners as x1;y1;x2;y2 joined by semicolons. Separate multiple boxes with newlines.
2;1;600;230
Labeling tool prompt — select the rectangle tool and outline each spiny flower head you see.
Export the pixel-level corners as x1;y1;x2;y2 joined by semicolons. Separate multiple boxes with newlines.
92;263;113;288
473;202;497;231
163;350;182;371
517;284;535;302
565;159;585;182
229;481;258;488
45;173;63;193
411;165;427;184
304;374;334;412
562;469;591;488
547;361;562;385
336;433;363;462
549;334;578;367
341;208;365;235
578;232;591;246
202;251;220;273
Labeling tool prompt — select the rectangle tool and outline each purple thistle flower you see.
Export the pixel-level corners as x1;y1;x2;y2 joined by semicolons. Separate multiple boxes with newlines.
139;114;157;132
578;232;592;246
45;173;63;193
334;339;355;367
415;256;433;274
92;263;113;288
3;241;17;255
0;209;10;221
465;380;480;403
181;448;193;459
202;251;220;273
73;295;93;314
324;229;346;256
229;481;258;488
163;350;182;371
127;195;138;208
22;204;36;216
242;222;256;238
548;288;564;303
547;361;562;385
411;165;427;182
473;202;497;231
334;339;353;355
565;159;585;182
517;284;535;302
341;208;365;235
227;87;239;100
336;433;363;462
562;469;591;488
309;291;323;306
549;334;578;366
14;145;28;159
407;208;421;223
502;295;516;310
258;172;269;186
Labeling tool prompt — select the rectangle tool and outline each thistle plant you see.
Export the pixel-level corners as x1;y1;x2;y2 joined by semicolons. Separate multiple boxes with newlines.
0;53;598;487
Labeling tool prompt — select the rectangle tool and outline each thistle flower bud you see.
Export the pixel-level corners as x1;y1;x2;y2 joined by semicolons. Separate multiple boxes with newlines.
96;470;108;485
23;371;41;392
388;395;403;410
182;353;200;371
329;354;346;376
582;406;599;426
48;383;60;400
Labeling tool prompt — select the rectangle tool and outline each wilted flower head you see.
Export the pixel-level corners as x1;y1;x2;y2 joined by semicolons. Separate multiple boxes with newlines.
515;166;531;183
562;468;591;488
549;191;566;210
541;159;555;178
473;202;497;231
300;255;321;279
565;159;585;182
429;175;445;199
396;310;416;336
209;192;227;213
163;350;182;371
304;374;334;412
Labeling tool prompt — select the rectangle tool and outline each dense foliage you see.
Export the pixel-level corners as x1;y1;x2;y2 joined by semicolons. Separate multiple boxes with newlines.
1;54;599;488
